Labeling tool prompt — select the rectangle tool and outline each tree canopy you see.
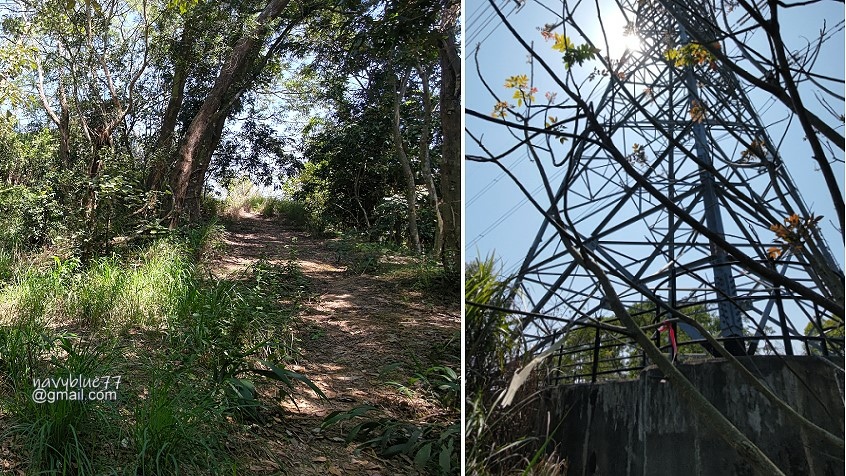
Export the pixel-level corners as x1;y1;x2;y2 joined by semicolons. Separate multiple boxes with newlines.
0;0;461;277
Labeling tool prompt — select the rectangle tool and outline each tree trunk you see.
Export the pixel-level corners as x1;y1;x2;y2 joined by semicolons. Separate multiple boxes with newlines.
437;7;461;279
392;69;422;254
169;0;291;227
35;59;71;168
57;84;71;168
184;112;228;221
415;63;444;257
147;29;191;192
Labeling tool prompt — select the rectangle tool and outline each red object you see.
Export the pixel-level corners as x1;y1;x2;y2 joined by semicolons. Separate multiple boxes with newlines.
658;321;678;357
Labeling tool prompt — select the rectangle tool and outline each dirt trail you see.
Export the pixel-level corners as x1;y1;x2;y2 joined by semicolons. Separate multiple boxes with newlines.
210;212;459;475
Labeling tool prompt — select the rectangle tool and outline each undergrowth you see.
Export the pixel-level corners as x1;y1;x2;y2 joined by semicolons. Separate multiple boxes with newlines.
327;233;458;304
464;256;568;475
0;220;321;474
322;329;461;475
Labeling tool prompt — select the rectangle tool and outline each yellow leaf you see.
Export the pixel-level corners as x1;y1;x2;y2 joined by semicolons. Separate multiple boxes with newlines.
552;33;573;53
504;74;528;89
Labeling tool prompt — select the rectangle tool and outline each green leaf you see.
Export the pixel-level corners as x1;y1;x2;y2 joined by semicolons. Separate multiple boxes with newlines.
382;442;409;457
439;441;453;473
226;377;257;400
414;442;432;468
348;420;381;442
321;405;378;428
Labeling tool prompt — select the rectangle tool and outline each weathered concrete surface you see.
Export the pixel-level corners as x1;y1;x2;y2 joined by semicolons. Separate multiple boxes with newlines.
537;356;844;476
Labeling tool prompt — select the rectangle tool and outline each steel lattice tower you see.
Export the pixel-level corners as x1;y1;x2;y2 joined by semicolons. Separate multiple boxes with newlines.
511;0;843;373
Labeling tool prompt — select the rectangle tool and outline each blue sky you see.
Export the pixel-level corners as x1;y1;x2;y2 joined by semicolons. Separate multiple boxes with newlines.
464;0;844;351
465;0;845;278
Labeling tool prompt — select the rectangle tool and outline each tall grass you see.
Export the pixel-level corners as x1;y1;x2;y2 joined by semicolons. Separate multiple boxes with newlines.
222;177;309;227
0;240;193;333
0;331;120;474
256;198;308;227
465;255;571;475
0;222;315;473
132;373;227;475
0;205;331;474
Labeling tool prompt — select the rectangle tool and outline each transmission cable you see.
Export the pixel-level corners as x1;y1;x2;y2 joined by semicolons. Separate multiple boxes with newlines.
467;165;568;250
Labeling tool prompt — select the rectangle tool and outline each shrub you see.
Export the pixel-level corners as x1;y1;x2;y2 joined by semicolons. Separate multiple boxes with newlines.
0;185;64;250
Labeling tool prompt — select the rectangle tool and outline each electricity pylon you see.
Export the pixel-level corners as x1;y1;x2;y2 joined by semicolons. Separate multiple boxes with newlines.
511;0;842;371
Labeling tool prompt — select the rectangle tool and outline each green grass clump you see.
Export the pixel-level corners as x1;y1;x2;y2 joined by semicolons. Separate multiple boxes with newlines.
132;374;228;475
0;239;194;332
0;331;120;474
220;177;309;227
0;247;16;282
182;218;226;261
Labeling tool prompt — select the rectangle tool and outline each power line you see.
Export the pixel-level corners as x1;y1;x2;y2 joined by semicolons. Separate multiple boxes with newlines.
467;0;524;47
467;151;528;207
466;1;504;45
467;165;567;250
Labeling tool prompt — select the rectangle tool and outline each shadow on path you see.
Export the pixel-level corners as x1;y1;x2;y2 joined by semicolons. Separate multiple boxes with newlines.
210;212;459;475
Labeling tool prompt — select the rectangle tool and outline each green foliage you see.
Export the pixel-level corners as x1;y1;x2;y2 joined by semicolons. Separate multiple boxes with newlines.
0;247;15;282
220;177;310;229
0;330;119;474
371;189;437;246
169;258;320;421
256;198;309;228
465;256;567;475
292;69;441;247
0;185;64;249
803;318;844;355
547;32;601;69
328;236;385;274
551;300;722;382
133;374;227;474
388;365;459;409
0;34;36;106
0;240;193;331
181;218;226;261
285;160;331;234
0;119;57;185
222;177;259;217
465;255;519;396
0;223;324;472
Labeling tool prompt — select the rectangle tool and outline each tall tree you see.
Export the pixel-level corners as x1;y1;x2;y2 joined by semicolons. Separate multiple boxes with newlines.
168;0;292;226
437;0;460;279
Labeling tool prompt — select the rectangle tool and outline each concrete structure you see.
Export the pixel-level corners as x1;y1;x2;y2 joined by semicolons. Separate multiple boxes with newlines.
536;356;844;475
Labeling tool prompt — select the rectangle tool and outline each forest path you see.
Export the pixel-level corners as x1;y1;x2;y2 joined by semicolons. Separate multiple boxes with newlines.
209;212;459;475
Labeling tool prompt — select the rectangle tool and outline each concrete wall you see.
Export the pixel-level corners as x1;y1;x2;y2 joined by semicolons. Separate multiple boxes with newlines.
536;356;844;476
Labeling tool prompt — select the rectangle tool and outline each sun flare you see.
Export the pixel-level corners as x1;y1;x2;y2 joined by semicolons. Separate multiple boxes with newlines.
623;32;642;52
